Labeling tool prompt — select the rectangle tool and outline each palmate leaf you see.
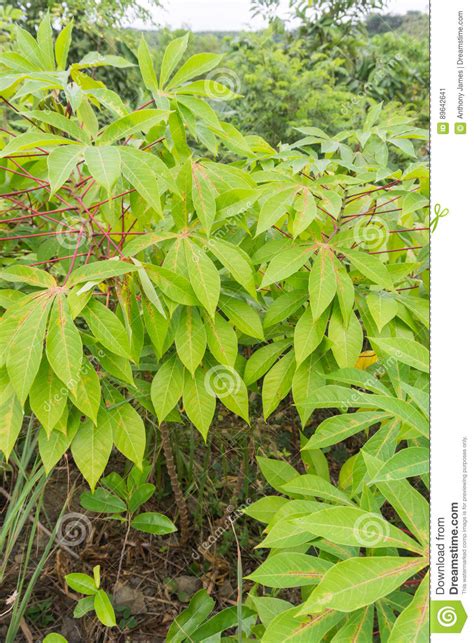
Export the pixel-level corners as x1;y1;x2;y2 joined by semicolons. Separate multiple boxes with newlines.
299;556;427;614
97;109;169;145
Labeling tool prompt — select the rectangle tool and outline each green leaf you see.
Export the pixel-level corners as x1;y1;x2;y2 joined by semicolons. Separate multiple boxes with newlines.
184;240;220;317
292;352;326;426
247;553;332;588
191;606;254;641
0;372;23;459
43;634;68;643
98;109;169;145
208;239;256;298
206;365;249;422
27;110;89;143
335;263;355;328
262;607;344;643
0;265;56;289
6;292;53;404
331;606;374;642
151;355;185;423
257;456;300;493
309;247;338;320
48;145;85;195
294;306;328;366
94;590;116;627
261;245;312;287
220;297;264;339
68;259;138;286
369;337;429;373
262;351;296;419
371;447;429;482
80;488;127;514
388;574;428;642
100;392;145;469
137;36;158;92
84;145;121;192
71;417;113;490
300;556;427;614
376;479;429;546
205;312;238;366
55;21;73;70
160;34;189;89
46;294;83;389
257;186;297;235
244;341;290;385
131;511;177;535
192;164;216;234
38;424;77;475
73;596;95;618
168;52;224;89
65;573;97;595
166;589;214;643
0;132;78;158
244;496;288;524
282;474;353;506
69;359;101;423
303;411;390;449
295;507;423;553
183;368;216;440
175;307;207;375
30;357;67;433
344;249;393;290
367;293;398;332
82;299;131;360
120;147;165;214
328;308;363;368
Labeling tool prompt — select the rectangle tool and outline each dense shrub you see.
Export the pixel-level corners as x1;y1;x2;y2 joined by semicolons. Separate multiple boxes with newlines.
0;16;429;640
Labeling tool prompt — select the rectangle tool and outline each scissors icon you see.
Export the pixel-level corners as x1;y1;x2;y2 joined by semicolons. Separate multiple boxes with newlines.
431;203;449;232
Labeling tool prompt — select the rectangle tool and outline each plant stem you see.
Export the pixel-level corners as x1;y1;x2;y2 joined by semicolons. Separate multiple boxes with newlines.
160;424;190;545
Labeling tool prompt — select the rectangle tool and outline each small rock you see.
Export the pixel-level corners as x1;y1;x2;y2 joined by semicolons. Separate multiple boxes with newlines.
174;575;201;597
114;582;147;614
60;616;83;643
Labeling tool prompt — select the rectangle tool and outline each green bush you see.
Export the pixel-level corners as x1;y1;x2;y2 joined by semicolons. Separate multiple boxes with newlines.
0;18;429;640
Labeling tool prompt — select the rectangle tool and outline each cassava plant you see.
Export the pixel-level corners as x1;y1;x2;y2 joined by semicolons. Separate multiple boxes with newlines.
1;16;429;640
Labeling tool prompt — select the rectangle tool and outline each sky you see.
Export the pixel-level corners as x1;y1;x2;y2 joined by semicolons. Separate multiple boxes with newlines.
136;0;429;32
